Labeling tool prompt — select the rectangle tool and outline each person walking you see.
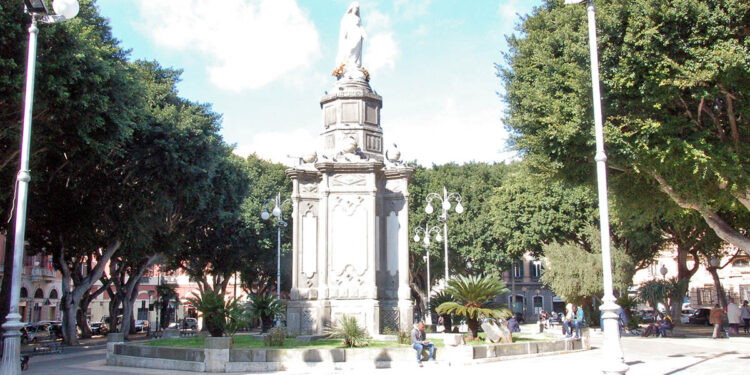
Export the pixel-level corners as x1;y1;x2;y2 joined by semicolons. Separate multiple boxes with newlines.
741;300;750;334
709;303;725;339
726;298;742;336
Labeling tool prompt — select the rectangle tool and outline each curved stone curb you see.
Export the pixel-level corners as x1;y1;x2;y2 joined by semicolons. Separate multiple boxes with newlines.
107;335;590;373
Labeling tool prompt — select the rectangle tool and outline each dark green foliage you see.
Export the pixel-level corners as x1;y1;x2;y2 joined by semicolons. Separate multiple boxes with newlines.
436;275;511;339
540;226;635;303
429;290;455;332
245;293;285;333
499;0;750;254
326;314;369;348
187;289;244;337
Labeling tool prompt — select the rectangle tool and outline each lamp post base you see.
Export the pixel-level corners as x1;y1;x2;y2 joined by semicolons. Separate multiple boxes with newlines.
1;313;25;375
600;299;628;375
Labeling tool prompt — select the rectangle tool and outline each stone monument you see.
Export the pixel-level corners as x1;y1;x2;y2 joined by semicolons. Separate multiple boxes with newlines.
285;2;414;336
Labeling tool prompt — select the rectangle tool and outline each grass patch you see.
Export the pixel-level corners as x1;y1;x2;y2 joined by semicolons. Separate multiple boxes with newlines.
460;332;547;346
145;335;445;349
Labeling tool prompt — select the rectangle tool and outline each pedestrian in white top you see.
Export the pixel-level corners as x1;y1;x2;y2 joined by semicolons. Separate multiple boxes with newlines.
726;298;742;336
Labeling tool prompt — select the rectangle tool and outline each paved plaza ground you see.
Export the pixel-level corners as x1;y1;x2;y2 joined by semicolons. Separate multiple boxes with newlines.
21;325;750;375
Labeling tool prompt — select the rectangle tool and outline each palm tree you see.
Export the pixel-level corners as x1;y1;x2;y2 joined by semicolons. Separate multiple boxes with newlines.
429;290;456;332
435;275;511;339
245;293;285;332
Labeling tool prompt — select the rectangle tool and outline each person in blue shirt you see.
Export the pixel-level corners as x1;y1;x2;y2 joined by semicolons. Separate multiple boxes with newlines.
573;305;585;338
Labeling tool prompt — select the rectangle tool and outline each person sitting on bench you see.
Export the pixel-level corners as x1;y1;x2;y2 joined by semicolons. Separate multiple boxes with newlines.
411;321;435;366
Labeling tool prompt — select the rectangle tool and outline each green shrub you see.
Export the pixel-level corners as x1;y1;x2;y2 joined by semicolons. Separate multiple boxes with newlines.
263;327;286;347
325;315;369;348
628;315;643;330
187;289;245;337
397;330;410;345
245;293;285;332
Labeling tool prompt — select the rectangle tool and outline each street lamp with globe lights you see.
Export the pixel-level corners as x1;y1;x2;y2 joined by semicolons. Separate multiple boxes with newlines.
562;1;627;373
261;192;292;300
2;1;80;374
424;186;463;281
413;223;442;323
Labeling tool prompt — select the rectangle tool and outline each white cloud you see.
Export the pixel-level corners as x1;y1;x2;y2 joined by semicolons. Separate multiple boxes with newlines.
365;33;398;73
234;128;320;166
134;0;320;91
497;0;525;26
394;0;433;19
362;9;399;74
384;98;514;166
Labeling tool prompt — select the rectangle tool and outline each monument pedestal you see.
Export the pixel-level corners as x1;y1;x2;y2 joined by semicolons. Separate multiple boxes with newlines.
286;76;413;336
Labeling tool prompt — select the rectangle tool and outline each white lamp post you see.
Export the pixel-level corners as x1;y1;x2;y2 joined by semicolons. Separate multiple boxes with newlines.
1;2;79;374
563;1;627;373
261;192;291;300
413;223;442;324
425;186;463;281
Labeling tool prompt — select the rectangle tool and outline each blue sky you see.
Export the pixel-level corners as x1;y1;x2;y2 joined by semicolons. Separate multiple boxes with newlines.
96;0;542;166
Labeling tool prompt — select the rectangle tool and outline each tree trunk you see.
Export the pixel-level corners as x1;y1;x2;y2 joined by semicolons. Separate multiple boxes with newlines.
60;292;79;345
511;268;517;315
652;172;750;257
106;287;120;332
672;244;698;321
56;240;120;345
120;293;136;337
707;266;727;308
76;301;91;338
467;318;479;340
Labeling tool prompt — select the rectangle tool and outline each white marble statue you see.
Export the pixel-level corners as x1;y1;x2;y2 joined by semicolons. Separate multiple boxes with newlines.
336;2;366;69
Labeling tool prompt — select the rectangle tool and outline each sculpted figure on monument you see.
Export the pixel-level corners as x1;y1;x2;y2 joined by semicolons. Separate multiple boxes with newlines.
336;2;366;70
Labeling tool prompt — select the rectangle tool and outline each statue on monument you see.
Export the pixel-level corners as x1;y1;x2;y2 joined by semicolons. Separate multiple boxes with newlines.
334;2;368;80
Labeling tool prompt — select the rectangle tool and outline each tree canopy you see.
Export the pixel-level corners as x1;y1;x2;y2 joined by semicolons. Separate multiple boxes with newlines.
499;0;750;255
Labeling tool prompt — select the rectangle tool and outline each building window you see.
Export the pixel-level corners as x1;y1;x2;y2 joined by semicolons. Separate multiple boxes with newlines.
530;261;543;279
733;259;749;268
533;295;543;315
513;259;524;279
20;287;28;299
34;288;44;299
49;289;58;299
698;287;715;306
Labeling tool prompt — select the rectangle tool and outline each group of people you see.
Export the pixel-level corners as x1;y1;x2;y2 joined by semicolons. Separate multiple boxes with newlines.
710;298;750;338
641;312;674;337
535;304;588;338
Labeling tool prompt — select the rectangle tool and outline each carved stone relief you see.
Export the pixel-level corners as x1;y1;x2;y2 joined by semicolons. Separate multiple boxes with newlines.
300;183;319;195
301;212;317;278
384;180;401;194
332;174;366;187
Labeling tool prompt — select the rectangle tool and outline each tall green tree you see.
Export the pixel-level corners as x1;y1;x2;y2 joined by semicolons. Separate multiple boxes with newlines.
499;0;750;256
238;155;292;295
408;163;512;314
540;226;635;304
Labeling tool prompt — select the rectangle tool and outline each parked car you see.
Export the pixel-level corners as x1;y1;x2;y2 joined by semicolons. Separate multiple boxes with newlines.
47;322;64;340
688;308;712;326
680;308;695;324
90;321;109;335
181;318;198;330
134;320;150;332
24;323;51;343
101;315;122;331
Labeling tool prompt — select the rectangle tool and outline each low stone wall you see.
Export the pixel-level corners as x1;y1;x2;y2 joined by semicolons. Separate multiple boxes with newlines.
107;334;590;372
